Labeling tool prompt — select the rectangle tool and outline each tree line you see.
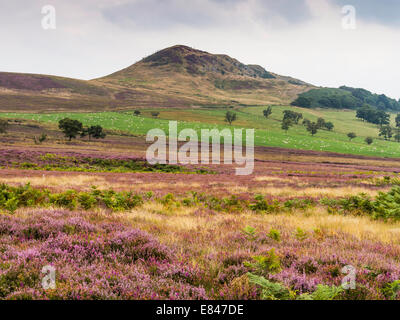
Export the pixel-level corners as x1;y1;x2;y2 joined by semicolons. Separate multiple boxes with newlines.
356;105;400;142
291;86;400;112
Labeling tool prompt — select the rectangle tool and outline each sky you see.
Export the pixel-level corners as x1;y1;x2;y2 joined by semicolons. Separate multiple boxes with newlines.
1;0;399;99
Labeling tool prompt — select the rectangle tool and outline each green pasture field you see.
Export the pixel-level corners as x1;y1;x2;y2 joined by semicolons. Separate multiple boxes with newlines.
2;105;400;158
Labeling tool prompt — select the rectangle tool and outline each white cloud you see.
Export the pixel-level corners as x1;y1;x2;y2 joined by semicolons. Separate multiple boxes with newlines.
0;0;399;99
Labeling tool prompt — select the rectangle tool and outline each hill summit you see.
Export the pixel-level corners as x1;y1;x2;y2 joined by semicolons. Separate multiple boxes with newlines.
128;45;276;79
0;45;313;111
99;45;313;108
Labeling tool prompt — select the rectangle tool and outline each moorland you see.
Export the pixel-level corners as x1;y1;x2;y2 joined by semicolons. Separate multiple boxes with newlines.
1;45;400;300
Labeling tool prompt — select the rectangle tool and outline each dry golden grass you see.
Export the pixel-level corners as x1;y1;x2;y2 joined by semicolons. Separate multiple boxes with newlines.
253;176;293;183
245;208;400;244
14;203;400;249
108;203;400;249
0;175;108;189
250;186;386;198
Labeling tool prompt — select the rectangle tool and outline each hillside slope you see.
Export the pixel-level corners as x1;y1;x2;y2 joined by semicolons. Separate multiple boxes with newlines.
98;45;313;107
0;45;313;112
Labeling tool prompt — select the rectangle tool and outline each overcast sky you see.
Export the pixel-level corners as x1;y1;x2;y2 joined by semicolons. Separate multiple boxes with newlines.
1;0;399;99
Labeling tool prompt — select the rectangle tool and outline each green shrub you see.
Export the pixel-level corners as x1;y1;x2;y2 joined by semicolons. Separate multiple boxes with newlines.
340;194;374;215
250;195;280;213
101;190;143;211
242;226;257;241
321;193;374;217
268;229;281;242
294;228;308;241
0;183;143;213
284;198;315;211
381;280;400;300
145;191;154;199
248;273;344;300
247;273;295;300
4;198;19;214
49;190;77;210
373;186;400;221
160;193;176;208
78;193;97;210
223;195;242;212
244;249;281;275
297;285;343;300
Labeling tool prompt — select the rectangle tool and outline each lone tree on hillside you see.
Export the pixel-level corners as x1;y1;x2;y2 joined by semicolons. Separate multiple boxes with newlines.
225;111;237;125
0;119;9;134
365;137;373;145
87;125;106;140
347;132;357;141
379;125;393;140
58;118;84;141
134;110;141;116
263;106;272;119
324;122;334;131
302;118;311;127
281;118;292;133
306;122;318;136
316;117;326;129
283;110;303;124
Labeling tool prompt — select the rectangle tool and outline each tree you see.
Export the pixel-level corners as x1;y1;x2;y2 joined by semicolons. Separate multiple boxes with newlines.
396;114;400;128
324;122;334;131
377;110;390;127
395;114;400;142
225;111;237;125
151;112;160;118
58;118;84;141
307;122;318;136
356;105;390;126
347;132;357;141
263;106;272;119
0;119;9;134
316;118;326;129
356;105;369;122
87;125;106;140
302;119;311;127
281;119;292;133
283;110;303;124
134;110;141;116
379;125;393;140
291;96;311;108
365;137;373;145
